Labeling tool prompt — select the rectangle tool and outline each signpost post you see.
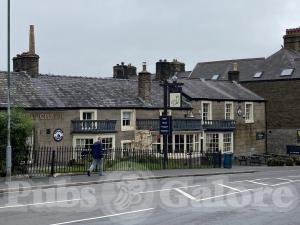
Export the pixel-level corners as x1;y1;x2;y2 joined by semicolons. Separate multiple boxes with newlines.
160;76;183;169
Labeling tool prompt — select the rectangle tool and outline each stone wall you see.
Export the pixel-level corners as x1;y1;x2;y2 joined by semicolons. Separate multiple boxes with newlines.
190;100;266;155
242;80;300;153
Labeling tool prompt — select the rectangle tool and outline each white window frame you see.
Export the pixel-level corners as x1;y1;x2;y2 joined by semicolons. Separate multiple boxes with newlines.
202;101;212;121
204;132;234;153
156;132;202;154
225;102;234;120
80;109;97;120
121;109;136;131
245;102;254;123
159;109;172;116
223;132;233;153
73;134;115;148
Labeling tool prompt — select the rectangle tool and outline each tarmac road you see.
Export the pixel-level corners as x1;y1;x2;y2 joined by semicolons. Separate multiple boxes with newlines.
0;168;300;225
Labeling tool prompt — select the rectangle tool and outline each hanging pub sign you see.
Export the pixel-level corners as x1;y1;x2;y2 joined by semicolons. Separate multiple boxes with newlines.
169;92;181;108
169;85;182;108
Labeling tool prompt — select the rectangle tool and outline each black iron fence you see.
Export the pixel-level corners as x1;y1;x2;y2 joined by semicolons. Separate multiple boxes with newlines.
16;146;222;177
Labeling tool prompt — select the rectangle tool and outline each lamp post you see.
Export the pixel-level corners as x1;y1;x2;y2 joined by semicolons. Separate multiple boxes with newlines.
6;0;12;179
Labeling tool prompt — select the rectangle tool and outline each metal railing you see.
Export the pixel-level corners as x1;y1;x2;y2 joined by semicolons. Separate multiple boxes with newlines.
137;119;235;131
137;119;202;131
202;120;236;131
71;120;117;133
15;146;222;177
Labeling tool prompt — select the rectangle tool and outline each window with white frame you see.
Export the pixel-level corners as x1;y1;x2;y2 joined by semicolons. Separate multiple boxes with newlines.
202;102;212;121
194;134;201;152
223;133;233;153
75;138;94;149
152;133;203;153
186;134;194;153
80;110;97;120
121;110;135;131
245;102;254;123
225;102;234;120
102;137;113;151
174;134;185;153
152;135;162;153
206;133;219;152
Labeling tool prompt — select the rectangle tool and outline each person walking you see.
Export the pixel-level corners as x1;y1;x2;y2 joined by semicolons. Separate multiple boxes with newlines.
87;137;104;176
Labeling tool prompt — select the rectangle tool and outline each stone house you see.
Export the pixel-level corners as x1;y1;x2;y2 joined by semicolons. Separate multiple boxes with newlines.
0;25;266;156
188;27;300;155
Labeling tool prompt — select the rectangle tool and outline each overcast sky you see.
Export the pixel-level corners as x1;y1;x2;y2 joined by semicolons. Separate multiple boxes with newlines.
0;0;300;77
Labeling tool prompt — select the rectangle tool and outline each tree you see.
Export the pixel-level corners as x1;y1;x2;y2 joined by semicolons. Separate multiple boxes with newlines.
0;108;33;176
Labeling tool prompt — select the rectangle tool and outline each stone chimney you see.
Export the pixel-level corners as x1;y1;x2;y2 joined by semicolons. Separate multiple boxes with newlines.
228;62;240;82
284;27;300;52
13;25;40;77
155;59;185;81
113;62;137;79
138;62;151;103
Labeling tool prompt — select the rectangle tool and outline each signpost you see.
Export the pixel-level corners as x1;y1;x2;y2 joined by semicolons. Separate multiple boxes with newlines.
160;76;183;169
159;116;172;135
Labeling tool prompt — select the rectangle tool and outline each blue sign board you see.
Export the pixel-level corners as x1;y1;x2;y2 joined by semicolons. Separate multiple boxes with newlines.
160;116;172;135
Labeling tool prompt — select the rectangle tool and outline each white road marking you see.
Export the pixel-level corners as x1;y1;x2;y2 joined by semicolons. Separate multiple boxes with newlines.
49;208;155;225
196;189;253;202
246;180;269;186
0;198;81;209
288;175;300;178
217;184;242;192
174;188;196;200
271;182;292;187
276;178;294;182
137;184;202;194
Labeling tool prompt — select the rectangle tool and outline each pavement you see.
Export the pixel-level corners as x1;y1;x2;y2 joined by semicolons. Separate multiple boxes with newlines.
0;166;266;193
0;166;300;225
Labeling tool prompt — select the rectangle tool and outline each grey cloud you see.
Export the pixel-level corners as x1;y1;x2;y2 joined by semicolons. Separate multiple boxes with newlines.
0;0;300;77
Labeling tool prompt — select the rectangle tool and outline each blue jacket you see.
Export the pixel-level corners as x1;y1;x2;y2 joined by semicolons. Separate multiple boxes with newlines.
91;141;103;159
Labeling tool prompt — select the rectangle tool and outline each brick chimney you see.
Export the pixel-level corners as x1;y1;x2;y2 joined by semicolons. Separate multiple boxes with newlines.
228;62;240;82
284;27;300;52
13;25;40;77
138;62;151;104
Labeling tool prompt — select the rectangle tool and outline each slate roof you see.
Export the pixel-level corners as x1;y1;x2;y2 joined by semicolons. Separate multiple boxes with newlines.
180;79;264;101
175;71;192;79
189;48;300;82
0;72;168;109
0;72;264;109
189;57;264;81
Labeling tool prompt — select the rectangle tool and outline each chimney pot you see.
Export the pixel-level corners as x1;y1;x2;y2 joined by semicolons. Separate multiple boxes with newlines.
142;62;147;72
29;25;35;54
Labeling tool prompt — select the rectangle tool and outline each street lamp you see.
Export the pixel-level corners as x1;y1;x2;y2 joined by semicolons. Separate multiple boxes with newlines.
6;0;12;179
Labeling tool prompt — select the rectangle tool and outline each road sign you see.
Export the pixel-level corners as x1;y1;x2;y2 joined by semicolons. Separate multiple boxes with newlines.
160;116;172;135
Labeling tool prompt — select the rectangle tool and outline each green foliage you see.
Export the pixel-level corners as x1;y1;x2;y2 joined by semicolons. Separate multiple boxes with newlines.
267;158;285;167
285;157;294;166
292;156;300;166
0;108;33;175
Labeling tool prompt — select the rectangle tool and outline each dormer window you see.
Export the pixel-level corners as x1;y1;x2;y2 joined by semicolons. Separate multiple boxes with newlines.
281;68;294;76
211;74;220;80
253;72;263;78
